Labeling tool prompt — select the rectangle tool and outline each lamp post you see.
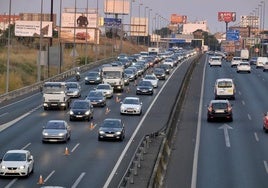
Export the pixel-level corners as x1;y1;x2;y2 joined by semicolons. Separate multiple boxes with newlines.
138;3;143;45
144;6;148;45
6;0;11;93
148;8;152;47
129;0;135;42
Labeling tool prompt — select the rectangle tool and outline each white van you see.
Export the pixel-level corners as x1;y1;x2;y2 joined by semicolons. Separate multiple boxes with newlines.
214;78;235;100
256;57;268;68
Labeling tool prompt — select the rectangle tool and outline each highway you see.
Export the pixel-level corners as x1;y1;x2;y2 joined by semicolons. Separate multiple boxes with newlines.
0;54;195;188
164;54;268;188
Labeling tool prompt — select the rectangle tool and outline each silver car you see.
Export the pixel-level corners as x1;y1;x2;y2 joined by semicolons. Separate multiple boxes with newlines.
95;83;114;99
42;120;71;143
66;82;81;98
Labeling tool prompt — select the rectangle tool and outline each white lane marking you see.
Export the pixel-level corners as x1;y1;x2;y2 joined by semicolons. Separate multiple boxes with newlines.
219;124;233;148
0;93;40;110
264;161;268;174
4;179;17;188
103;58;186;188
0;105;42;132
71;143;80;153
21;143;31;150
0;112;8;118
191;54;207;188
238;91;241;95
248;114;252;120
71;172;86;188
44;170;55;183
254;132;259;142
242;100;245;105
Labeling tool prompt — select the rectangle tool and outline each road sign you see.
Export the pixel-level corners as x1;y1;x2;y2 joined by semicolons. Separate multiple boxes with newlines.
226;30;239;41
104;18;122;27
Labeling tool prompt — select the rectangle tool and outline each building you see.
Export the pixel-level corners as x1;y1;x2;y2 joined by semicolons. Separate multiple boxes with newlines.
182;21;209;35
0;14;20;31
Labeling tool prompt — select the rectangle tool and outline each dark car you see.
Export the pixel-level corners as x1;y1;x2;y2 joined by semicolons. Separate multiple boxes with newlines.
153;68;166;80
98;118;125;141
158;64;172;74
84;71;102;84
69;100;94;121
136;80;154;95
207;100;233;122
42;120;71;143
85;90;106;107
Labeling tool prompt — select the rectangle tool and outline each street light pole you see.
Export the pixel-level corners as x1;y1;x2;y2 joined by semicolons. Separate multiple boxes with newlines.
6;0;11;93
144;6;148;45
138;3;142;45
148;8;152;47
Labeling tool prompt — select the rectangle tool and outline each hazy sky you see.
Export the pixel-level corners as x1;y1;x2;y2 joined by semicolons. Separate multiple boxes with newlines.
0;0;266;34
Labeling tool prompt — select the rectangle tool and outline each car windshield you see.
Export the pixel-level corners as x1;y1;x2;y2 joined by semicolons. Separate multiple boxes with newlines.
139;81;152;86
217;81;232;88
145;75;156;80
3;153;26;161
88;72;98;77
125;70;134;74
66;83;78;89
46;122;65;129
123;98;139;105
102;120;121;128
89;91;103;97
97;85;110;90
212;102;228;109
72;101;88;109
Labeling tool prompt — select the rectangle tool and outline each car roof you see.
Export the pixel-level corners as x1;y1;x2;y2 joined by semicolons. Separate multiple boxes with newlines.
216;78;233;82
6;150;29;154
210;99;230;103
124;97;139;100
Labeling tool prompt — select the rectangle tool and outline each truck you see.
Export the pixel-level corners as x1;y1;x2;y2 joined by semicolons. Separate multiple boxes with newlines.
42;82;71;110
148;47;159;56
240;49;249;61
102;66;125;92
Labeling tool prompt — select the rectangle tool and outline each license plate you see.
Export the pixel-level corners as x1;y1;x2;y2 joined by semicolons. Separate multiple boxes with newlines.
106;134;114;137
215;109;225;113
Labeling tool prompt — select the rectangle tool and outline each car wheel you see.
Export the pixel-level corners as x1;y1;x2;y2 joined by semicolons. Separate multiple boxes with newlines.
98;136;102;141
139;110;142;116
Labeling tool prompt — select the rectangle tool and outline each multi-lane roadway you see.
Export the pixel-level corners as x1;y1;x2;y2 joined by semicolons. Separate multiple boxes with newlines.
0;54;195;188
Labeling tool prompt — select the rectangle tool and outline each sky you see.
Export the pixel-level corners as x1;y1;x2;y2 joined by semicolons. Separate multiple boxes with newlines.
0;0;266;34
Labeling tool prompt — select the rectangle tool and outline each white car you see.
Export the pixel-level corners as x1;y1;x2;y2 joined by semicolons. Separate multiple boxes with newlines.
120;97;142;115
142;74;159;88
237;62;251;73
66;82;81;98
95;83;114;99
231;57;241;67
214;78;236;100
208;56;222;67
163;58;175;68
0;150;34;177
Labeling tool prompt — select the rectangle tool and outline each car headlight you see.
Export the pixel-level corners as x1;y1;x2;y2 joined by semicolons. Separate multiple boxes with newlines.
1;165;6;169
70;110;74;115
43;132;48;136
85;110;90;115
19;165;25;170
137;88;141;91
85;77;89;80
58;133;65;136
149;88;153;91
115;131;122;135
99;130;105;134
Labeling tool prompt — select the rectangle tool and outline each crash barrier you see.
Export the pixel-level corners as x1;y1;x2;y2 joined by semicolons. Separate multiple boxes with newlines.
118;54;202;187
0;57;115;104
149;54;202;188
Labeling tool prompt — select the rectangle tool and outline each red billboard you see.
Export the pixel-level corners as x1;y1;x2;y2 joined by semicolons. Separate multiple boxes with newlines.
218;12;236;23
170;14;187;24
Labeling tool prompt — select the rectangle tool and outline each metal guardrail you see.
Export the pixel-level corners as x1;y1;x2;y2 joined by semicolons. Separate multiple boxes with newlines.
0;57;115;104
117;54;202;188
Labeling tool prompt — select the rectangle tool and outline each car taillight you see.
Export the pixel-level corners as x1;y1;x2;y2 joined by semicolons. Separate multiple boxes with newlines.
208;106;212;112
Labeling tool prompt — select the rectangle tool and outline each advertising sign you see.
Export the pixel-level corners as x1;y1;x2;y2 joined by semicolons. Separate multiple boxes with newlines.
104;18;122;27
60;11;99;44
130;17;148;36
104;0;130;15
226;30;240;41
170;14;187;24
15;21;53;37
218;12;236;23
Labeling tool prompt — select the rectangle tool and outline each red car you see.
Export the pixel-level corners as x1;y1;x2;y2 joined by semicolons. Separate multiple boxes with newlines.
263;113;268;132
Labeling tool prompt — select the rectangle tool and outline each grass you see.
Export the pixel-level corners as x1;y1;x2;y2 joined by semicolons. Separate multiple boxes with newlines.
0;37;147;94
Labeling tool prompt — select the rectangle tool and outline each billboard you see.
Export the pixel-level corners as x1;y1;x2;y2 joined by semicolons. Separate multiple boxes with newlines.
15;21;53;37
104;0;130;15
60;11;99;44
218;12;236;23
104;18;122;27
130;17;148;37
170;14;187;24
